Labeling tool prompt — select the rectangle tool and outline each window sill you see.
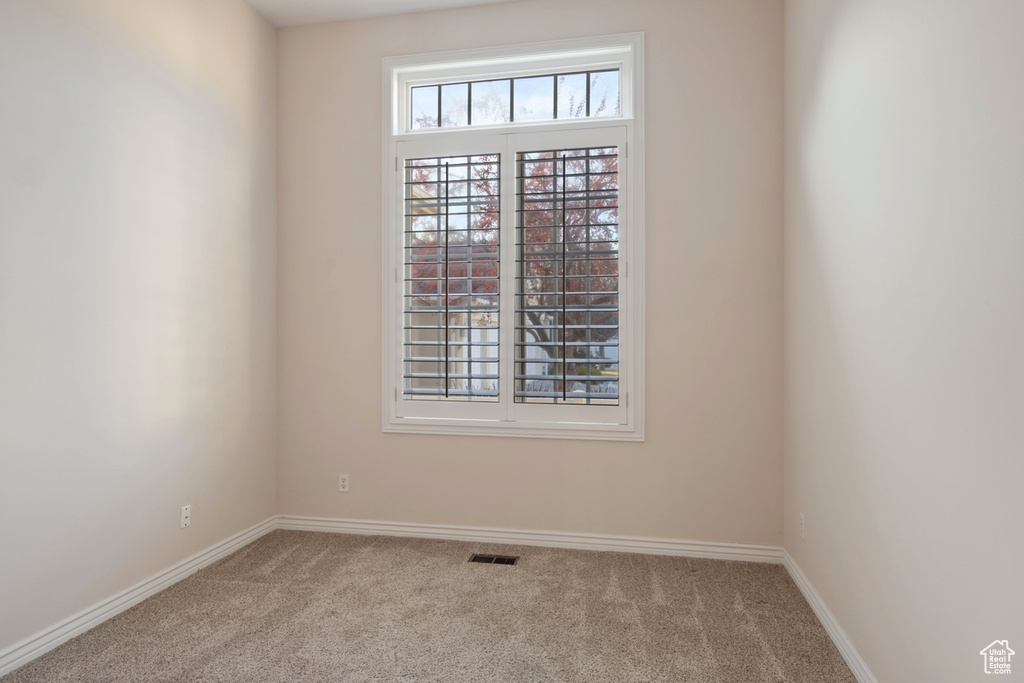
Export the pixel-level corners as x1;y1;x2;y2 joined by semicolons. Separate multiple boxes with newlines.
382;417;644;442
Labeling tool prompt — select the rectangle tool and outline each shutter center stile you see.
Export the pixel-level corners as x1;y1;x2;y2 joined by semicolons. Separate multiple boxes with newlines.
443;161;451;399
560;152;568;402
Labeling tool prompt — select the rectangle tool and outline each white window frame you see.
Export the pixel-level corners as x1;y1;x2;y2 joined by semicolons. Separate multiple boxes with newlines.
382;33;645;441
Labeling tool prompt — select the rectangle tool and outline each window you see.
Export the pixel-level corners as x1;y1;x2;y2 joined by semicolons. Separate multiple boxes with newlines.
383;34;644;440
409;69;621;129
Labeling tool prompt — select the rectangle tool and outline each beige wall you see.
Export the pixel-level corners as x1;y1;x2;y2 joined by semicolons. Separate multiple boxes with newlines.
0;0;277;653
784;1;1024;681
277;0;784;544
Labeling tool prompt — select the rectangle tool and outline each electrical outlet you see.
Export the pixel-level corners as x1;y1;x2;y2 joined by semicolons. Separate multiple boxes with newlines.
338;474;349;493
799;512;805;540
180;505;191;529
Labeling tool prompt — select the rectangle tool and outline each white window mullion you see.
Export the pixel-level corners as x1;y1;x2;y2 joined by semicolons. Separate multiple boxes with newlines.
617;120;637;429
498;135;518;421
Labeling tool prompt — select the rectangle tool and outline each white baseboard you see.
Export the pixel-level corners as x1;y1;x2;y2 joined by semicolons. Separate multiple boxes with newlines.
276;515;785;564
0;517;277;678
782;550;878;683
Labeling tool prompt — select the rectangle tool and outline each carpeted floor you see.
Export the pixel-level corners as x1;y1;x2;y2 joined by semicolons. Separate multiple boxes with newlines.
2;530;856;682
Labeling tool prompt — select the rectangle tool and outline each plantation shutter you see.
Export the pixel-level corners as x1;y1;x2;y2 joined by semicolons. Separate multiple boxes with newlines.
514;146;620;405
403;154;501;401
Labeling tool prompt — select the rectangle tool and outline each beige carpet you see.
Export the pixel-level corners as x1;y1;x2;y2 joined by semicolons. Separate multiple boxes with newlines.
2;531;856;682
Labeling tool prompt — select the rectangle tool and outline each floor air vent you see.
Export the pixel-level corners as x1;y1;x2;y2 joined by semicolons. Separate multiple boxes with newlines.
470;554;518;565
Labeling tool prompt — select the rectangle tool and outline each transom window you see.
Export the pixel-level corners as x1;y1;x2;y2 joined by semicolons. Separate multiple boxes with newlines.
383;34;645;440
410;69;621;129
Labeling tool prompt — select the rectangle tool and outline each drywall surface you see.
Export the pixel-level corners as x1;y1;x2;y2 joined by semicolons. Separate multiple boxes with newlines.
277;0;784;545
784;1;1024;680
0;0;277;652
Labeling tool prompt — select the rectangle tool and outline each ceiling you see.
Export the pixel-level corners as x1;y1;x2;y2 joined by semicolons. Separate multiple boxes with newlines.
245;0;521;27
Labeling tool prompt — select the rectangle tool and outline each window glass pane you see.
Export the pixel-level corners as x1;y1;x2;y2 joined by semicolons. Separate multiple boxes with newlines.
513;76;554;122
440;83;468;127
470;79;511;126
515;147;619;405
556;73;587;119
413;69;622;128
404;154;501;401
411;86;439;129
589;71;620;117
